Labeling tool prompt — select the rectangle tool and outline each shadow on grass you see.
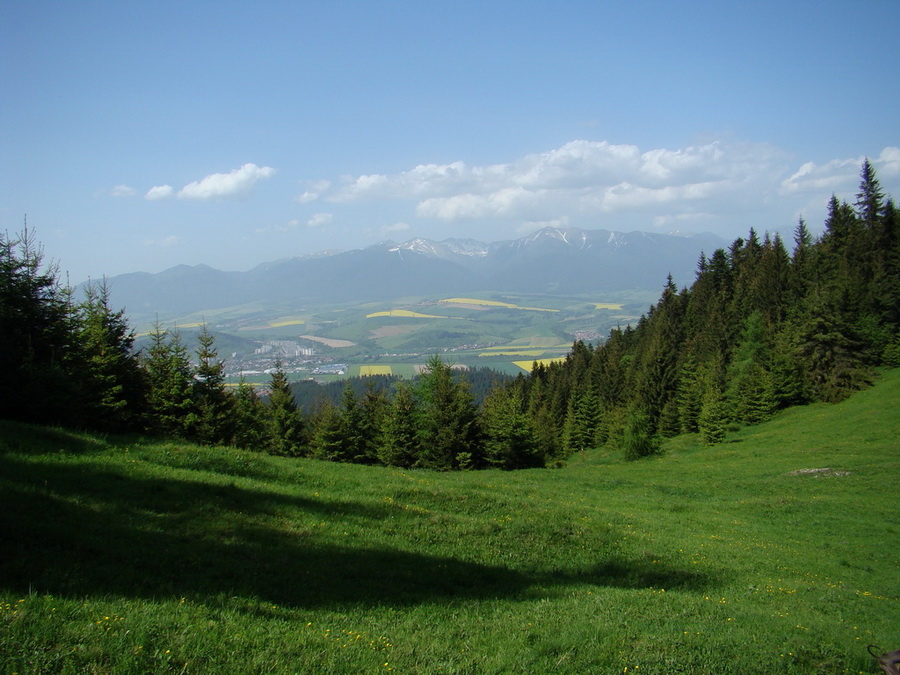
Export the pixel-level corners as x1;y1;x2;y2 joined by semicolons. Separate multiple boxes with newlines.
1;446;718;609
0;422;109;455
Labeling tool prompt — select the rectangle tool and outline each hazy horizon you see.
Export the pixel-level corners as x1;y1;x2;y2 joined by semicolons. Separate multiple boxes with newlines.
3;1;898;283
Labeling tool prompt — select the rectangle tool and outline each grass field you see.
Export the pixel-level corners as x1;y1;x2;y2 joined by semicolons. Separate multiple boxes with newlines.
2;370;898;674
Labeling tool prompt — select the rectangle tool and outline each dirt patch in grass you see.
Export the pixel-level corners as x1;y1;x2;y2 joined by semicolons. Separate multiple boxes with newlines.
787;467;852;477
370;325;420;339
299;334;357;348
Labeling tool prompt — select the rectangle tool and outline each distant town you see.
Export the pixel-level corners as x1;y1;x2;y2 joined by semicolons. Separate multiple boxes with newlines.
225;339;349;380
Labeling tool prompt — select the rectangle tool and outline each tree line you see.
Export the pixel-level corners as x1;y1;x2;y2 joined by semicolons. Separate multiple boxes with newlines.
2;161;896;469
508;159;899;458
0;227;521;468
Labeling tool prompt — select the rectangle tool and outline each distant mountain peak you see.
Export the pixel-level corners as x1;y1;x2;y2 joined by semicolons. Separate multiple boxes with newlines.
104;226;724;320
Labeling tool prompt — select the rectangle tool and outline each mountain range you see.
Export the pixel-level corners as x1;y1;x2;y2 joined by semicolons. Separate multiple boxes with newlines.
104;227;724;321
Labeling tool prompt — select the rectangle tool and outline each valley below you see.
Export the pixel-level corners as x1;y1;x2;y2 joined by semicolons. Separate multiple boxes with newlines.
138;289;658;382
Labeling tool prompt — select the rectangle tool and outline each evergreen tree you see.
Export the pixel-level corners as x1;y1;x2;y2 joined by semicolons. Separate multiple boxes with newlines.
769;320;808;406
794;297;871;402
698;386;729;446
74;279;143;432
561;389;595;457
590;327;631;445
142;322;195;437
231;376;264;449
873;198;900;329
189;323;233;444
377;381;420;467
481;385;541;469
727;311;774;420
622;408;661;460
524;368;562;461
855;157;884;225
657;397;682;438
790;217;815;301
357;381;388;464
333;383;365;462
416;355;480;470
308;400;346;461
0;227;75;424
632;275;685;429
263;362;305;456
675;357;704;434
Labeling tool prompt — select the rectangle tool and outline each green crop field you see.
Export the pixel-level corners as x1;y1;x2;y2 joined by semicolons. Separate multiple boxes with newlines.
148;290;655;377
2;370;898;674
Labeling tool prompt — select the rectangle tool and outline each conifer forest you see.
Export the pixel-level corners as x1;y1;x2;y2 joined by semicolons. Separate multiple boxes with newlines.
2;161;898;469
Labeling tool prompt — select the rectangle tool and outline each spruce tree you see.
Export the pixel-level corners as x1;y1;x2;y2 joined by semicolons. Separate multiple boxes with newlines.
734;361;776;425
142;323;195;437
790;217;815;301
481;385;540;469
75;279;143;432
357;380;388;464
622;408;660;460
561;389;595;457
263;361;305;456
231;376;264;449
675;357;704;434
377;381;420;467
308;400;346;461
794;297;871;402
334;383;365;462
855;158;884;226
525;371;562;461
632;275;685;430
190;323;233;444
0;227;75;424
698;386;729;446
415;355;480;470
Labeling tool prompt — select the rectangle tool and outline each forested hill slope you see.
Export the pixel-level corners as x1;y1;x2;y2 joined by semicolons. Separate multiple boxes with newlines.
509;159;900;461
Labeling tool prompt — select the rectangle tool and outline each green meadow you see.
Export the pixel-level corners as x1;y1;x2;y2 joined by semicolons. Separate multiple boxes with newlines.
2;370;898;674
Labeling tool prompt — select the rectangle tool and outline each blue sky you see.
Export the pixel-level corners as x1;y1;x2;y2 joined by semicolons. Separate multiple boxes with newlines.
2;0;898;283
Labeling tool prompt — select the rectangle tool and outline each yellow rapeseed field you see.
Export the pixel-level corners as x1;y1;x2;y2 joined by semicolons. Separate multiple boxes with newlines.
441;298;558;312
513;357;566;370
366;310;449;319
359;365;393;376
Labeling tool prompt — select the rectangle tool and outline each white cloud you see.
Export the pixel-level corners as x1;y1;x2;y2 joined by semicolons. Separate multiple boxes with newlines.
296;141;898;240
142;235;179;248
111;184;137;197
306;212;333;228
517;217;570;235
177;163;276;200
382;221;411;234
779;147;900;196
317;139;793;227
779;158;859;195
295;179;331;203
145;185;174;200
876;146;900;177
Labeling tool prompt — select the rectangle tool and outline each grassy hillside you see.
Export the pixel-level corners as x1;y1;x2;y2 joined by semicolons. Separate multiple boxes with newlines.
2;370;898;674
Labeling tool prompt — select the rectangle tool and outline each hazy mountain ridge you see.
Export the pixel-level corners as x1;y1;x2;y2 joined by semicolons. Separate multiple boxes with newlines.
105;226;723;321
